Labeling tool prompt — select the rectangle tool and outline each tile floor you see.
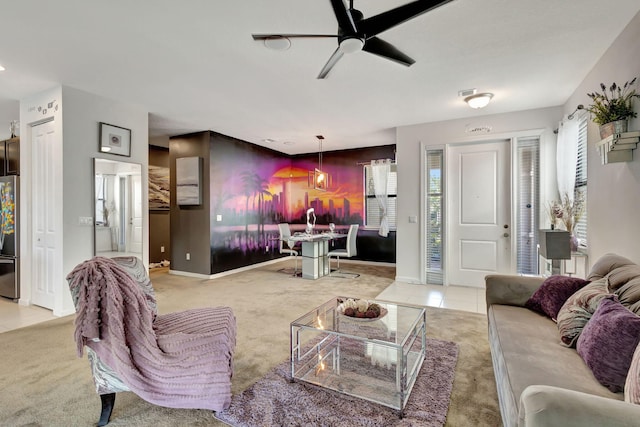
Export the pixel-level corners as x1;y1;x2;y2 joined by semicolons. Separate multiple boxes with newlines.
0;273;485;334
0;298;56;333
376;281;486;314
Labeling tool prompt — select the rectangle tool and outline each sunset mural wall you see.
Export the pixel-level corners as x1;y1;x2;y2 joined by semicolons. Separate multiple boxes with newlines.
208;133;395;273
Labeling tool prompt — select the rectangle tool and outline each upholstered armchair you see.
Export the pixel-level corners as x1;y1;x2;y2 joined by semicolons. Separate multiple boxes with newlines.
67;256;236;426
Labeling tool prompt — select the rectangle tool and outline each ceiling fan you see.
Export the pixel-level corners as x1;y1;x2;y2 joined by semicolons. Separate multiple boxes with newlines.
252;0;454;79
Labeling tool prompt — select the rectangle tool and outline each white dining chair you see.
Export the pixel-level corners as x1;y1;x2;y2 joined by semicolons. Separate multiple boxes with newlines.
278;223;299;276
328;224;359;277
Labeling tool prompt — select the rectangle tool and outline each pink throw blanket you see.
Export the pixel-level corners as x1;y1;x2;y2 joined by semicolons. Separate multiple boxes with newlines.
68;257;235;411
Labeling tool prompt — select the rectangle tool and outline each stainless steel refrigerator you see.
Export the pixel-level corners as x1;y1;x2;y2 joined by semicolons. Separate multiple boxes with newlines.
0;175;18;299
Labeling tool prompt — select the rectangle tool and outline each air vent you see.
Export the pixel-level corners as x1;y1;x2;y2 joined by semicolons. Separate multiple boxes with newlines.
458;88;477;97
465;125;493;134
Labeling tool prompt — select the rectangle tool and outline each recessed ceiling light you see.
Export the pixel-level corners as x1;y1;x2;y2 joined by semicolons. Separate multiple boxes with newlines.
262;138;276;143
283;141;295;145
0;64;5;71
264;36;291;51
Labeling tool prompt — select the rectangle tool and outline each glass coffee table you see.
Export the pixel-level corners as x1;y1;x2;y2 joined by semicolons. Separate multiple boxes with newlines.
290;296;427;417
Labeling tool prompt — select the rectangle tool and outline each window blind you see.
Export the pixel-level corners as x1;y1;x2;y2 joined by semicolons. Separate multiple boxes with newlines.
425;150;443;284
516;138;540;275
574;114;588;248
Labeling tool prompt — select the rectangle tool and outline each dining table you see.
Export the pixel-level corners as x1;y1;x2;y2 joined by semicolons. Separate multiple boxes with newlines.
287;231;347;279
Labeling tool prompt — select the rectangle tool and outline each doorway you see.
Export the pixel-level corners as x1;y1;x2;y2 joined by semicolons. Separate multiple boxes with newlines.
446;140;512;287
31;119;61;309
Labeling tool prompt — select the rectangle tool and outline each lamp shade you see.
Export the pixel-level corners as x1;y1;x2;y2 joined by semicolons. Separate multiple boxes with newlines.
465;92;494;109
538;229;571;259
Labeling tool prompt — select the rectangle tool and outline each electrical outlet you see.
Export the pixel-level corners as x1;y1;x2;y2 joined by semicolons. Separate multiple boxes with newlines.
160;246;165;253
186;253;190;261
78;216;93;225
216;214;222;222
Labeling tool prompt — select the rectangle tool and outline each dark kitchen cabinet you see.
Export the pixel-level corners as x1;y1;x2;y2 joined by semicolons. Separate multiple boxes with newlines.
0;137;19;176
5;137;19;175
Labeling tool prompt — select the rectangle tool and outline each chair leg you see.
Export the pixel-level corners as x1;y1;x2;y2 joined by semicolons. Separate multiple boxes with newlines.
328;256;339;275
98;393;116;426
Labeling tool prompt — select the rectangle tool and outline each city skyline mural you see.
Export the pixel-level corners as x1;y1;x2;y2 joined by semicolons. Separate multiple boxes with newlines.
208;133;395;272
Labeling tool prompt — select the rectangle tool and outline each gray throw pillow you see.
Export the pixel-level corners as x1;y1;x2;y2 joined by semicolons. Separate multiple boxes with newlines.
556;277;610;347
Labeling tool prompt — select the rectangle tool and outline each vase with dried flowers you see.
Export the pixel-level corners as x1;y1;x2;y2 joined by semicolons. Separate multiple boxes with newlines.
553;192;585;251
586;78;640;139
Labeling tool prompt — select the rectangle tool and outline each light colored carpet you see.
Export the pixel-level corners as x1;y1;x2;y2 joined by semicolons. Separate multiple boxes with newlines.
0;260;501;426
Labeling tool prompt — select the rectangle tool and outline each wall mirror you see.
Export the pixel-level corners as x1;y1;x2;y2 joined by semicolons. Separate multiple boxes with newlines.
93;158;143;258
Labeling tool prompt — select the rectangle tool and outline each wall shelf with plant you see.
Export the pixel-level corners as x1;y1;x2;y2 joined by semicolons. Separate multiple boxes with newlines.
586;77;640;164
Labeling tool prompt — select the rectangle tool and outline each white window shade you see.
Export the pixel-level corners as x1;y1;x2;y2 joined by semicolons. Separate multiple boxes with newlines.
364;164;397;229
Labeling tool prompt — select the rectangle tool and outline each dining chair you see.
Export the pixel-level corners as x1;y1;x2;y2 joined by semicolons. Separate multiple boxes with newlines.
278;223;300;276
328;224;359;277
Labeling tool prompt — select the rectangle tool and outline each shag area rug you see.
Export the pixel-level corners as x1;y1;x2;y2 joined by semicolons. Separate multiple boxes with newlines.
215;337;458;427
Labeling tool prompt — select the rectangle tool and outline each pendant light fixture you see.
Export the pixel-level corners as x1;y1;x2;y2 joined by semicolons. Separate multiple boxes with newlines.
308;135;330;191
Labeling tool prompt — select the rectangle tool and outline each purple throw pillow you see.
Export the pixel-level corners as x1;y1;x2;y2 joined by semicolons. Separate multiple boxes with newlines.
576;296;640;393
525;275;590;321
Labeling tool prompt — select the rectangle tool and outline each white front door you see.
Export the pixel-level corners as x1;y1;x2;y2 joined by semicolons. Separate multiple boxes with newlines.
447;140;512;287
129;174;143;254
32;120;60;309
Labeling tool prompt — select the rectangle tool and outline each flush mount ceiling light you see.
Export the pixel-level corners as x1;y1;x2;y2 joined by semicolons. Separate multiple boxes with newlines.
339;37;364;54
464;92;494;109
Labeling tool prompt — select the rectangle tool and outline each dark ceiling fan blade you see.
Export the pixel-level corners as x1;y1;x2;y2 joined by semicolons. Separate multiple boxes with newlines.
329;0;358;35
358;0;455;37
252;34;338;40
363;37;415;66
317;46;345;79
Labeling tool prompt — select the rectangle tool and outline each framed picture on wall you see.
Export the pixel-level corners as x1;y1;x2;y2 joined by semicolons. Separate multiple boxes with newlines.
99;122;131;157
148;165;170;210
176;157;202;206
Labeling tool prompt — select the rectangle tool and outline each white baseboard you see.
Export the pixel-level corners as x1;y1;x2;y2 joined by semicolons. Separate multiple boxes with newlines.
54;308;76;317
170;258;395;280
169;257;289;280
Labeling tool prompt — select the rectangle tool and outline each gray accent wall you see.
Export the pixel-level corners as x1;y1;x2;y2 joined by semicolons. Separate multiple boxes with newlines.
169;132;212;275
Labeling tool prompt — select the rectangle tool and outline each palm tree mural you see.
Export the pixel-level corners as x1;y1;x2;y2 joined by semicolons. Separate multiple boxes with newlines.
255;175;272;245
240;171;255;240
